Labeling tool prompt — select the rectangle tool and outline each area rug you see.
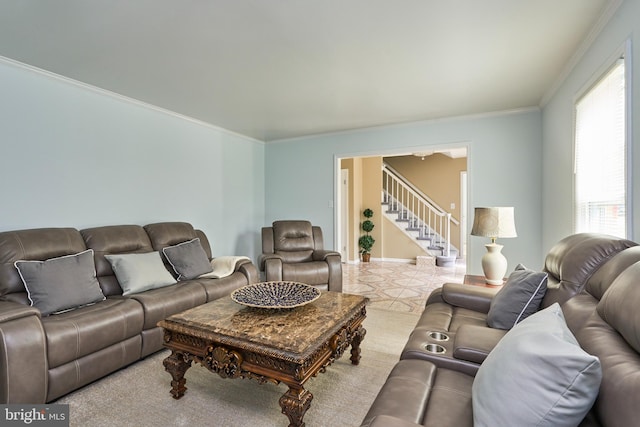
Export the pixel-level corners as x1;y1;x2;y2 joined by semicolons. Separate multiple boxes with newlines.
56;307;419;427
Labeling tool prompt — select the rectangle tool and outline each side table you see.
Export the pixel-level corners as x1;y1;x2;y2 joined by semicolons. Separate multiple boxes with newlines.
463;274;504;287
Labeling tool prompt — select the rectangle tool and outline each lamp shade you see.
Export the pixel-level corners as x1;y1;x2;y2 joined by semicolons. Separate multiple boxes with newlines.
471;207;517;239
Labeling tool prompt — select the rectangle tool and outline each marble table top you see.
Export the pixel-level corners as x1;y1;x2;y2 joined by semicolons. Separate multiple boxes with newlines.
158;291;368;362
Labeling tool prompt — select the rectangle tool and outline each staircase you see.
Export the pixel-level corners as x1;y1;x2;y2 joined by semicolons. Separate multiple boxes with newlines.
382;163;459;266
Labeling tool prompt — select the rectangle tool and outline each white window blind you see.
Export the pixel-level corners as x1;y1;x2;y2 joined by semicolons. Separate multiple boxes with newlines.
574;58;626;238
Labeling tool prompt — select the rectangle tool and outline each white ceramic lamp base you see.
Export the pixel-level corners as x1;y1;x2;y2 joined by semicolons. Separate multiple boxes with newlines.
481;243;507;285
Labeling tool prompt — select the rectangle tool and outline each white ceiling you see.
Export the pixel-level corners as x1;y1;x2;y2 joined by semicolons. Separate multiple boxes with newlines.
0;1;615;141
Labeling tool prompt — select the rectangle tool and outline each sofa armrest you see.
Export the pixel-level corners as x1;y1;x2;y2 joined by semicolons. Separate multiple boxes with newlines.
311;251;343;292
258;253;283;272
235;259;259;284
312;249;340;261
263;257;284;282
439;283;499;313
453;324;507;365
0;301;48;403
361;415;421;427
324;253;343;292
0;301;41;323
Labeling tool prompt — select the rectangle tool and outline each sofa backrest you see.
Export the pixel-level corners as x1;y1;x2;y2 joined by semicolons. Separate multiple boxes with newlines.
263;220;324;263
144;221;212;260
542;233;637;308
583;246;640;301
0;222;213;302
576;261;640;427
563;245;640;346
80;225;154;296
0;228;87;304
143;221;211;256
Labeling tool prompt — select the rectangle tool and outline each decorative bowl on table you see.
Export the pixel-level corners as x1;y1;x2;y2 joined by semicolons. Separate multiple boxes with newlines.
230;281;321;309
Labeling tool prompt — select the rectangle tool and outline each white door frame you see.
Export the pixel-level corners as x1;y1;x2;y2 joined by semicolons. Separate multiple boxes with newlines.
333;143;470;266
460;171;468;260
340;169;349;260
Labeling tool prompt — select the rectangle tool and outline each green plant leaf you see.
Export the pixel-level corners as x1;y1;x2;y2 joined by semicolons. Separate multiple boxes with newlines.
362;220;374;232
358;235;375;253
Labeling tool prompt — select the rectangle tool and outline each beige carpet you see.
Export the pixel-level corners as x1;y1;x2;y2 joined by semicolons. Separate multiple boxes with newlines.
56;307;420;427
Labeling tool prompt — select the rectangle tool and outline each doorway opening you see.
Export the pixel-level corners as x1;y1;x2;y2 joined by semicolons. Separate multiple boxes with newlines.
335;145;469;266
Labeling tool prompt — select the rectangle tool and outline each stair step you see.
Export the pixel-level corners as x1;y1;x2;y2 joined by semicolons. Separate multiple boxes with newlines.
381;195;459;258
436;255;457;267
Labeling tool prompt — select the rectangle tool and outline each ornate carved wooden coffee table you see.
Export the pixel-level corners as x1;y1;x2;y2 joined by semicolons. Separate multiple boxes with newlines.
158;291;368;427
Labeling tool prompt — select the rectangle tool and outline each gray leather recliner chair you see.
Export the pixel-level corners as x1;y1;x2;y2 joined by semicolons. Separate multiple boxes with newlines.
259;220;342;292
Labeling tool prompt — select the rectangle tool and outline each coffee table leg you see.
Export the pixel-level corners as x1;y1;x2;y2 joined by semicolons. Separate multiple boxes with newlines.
350;325;366;365
163;351;192;399
279;385;313;427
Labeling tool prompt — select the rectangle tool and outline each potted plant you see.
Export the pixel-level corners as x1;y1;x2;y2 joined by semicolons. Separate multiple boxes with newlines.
359;208;375;262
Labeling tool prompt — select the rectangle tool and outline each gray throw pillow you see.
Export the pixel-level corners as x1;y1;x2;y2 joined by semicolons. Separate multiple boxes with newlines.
487;264;548;329
14;249;106;316
162;238;213;281
473;303;602;427
105;252;176;295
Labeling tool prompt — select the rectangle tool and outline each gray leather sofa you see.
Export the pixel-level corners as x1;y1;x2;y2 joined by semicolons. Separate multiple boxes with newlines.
259;220;342;292
362;234;640;426
401;233;637;375
0;221;258;403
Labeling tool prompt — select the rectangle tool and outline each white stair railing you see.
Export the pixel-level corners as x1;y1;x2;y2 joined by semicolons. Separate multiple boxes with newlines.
382;163;457;257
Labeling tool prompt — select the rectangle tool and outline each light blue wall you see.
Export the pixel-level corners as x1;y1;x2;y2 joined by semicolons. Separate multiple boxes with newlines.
1;42;553;274
0;59;265;260
266;110;543;275
542;0;640;253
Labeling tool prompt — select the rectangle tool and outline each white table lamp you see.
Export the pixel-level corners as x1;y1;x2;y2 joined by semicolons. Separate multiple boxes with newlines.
471;207;517;285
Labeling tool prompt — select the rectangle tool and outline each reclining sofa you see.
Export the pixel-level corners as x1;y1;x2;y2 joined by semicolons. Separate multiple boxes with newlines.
401;233;637;374
362;233;640;426
259;220;342;292
0;221;258;403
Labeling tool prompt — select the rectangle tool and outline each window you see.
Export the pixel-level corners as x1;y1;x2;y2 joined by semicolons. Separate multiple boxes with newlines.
574;55;628;238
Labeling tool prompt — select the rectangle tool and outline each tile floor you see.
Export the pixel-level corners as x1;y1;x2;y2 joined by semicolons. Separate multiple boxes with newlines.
342;258;466;313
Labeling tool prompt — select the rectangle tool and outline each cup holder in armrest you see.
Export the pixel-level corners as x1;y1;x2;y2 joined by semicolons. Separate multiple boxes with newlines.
428;331;450;342
424;343;446;354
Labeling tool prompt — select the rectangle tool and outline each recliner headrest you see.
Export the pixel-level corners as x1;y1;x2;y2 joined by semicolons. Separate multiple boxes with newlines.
597;261;640;353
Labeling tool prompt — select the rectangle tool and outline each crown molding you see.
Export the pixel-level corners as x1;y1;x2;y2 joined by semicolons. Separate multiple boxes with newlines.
267;107;540;144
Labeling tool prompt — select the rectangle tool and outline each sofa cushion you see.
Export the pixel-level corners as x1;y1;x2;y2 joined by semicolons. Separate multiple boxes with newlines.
411;301;488;333
486;264;548;329
129;281;208;329
14;249;105;316
42;298;144;369
105;252;176;295
361;359;473;427
195;272;249;301
282;261;329;286
473;303;602;427
162;238;213;281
